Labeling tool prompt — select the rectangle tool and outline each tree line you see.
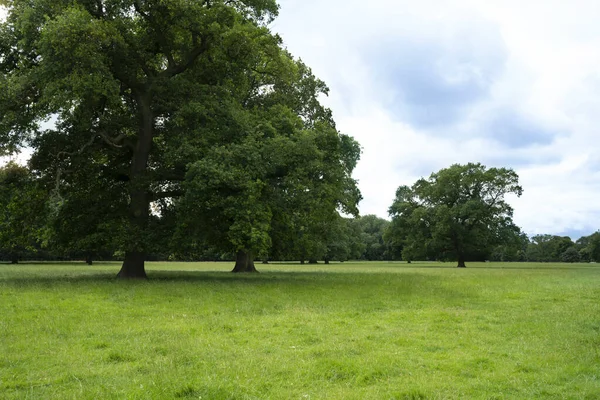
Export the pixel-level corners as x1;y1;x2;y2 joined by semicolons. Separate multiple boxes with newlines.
2;159;598;267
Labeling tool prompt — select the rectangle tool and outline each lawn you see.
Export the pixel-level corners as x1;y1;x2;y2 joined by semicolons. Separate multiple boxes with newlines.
1;261;599;399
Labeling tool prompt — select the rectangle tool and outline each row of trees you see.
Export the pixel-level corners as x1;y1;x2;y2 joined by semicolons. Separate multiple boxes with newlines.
492;233;600;263
3;158;598;267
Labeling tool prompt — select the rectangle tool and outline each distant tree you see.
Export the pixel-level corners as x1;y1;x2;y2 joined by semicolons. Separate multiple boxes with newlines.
550;236;575;261
575;231;600;262
353;215;390;261
388;163;523;267
489;230;528;262
382;222;405;261
588;233;600;262
560;246;580;263
526;235;574;262
0;162;48;263
344;218;367;260
322;216;354;264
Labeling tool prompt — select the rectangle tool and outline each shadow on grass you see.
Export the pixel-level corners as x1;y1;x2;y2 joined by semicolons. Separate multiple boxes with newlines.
3;261;594;288
0;269;400;284
0;267;476;305
0;267;446;291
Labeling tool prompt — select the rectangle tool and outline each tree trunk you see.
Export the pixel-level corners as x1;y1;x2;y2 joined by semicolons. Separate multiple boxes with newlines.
10;256;18;264
457;254;467;268
324;259;330;265
118;251;148;278
232;250;258;273
308;258;318;264
300;259;305;265
117;92;153;279
85;254;93;266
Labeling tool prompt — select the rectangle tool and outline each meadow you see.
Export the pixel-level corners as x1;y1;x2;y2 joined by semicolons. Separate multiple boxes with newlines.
1;261;599;399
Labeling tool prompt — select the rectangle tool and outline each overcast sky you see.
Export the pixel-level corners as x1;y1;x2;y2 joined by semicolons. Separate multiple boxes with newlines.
271;0;600;239
2;2;600;239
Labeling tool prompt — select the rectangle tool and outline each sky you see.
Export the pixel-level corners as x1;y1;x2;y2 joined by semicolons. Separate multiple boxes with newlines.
2;2;600;239
271;0;600;239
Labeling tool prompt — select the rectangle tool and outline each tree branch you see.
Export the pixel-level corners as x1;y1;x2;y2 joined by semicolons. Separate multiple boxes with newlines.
150;190;184;201
161;35;209;78
54;134;97;161
97;131;132;149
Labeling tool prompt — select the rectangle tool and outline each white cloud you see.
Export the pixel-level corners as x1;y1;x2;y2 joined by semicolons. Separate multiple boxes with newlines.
274;0;600;238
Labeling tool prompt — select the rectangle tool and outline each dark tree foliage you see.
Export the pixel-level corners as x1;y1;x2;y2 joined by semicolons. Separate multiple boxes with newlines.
560;246;580;263
0;162;48;263
525;235;575;262
576;231;600;262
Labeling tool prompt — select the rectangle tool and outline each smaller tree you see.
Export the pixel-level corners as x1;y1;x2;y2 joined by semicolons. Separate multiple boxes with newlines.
0;162;48;263
388;163;523;267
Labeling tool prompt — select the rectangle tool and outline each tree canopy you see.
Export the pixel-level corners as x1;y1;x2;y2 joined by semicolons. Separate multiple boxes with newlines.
0;0;361;276
387;163;523;267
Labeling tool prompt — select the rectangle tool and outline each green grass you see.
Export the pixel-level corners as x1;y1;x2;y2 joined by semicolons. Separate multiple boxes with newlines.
1;261;599;399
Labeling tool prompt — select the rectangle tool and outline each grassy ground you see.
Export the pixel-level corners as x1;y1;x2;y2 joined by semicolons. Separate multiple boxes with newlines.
0;261;599;399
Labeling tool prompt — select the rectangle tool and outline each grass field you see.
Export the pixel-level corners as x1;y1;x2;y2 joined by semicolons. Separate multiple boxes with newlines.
1;261;599;399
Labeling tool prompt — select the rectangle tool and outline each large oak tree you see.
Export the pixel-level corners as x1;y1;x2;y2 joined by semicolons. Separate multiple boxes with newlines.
0;0;360;276
388;163;523;267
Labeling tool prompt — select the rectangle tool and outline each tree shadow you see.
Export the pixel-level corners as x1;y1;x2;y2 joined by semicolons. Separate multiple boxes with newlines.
0;266;443;289
0;266;476;305
0;269;348;286
3;262;593;289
